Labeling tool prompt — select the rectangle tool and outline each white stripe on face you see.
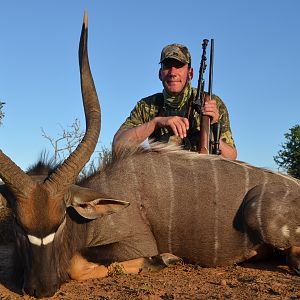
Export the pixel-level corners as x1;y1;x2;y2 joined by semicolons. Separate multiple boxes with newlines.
26;216;67;246
27;232;56;246
43;232;56;245
27;234;42;246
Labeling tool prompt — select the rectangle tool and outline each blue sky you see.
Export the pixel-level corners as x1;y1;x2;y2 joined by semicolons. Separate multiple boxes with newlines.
0;1;299;171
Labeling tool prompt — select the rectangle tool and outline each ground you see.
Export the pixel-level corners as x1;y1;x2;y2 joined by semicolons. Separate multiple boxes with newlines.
1;209;300;299
1;246;300;299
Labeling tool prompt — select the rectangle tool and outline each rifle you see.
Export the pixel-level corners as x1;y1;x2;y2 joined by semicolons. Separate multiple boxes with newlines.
193;39;221;155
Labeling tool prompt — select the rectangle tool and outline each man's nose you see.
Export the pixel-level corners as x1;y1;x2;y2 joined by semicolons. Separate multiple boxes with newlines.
168;66;177;75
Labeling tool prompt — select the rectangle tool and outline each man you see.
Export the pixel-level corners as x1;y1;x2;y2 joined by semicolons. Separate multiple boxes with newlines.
113;43;237;160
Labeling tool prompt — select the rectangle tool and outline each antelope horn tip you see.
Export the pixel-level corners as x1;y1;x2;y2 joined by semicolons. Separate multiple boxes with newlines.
83;9;88;29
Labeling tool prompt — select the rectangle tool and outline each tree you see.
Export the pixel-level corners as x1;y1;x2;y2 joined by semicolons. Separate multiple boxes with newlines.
41;118;112;178
41;118;84;163
0;101;5;126
274;125;300;179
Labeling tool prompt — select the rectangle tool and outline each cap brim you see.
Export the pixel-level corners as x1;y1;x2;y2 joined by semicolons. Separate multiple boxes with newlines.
159;56;188;64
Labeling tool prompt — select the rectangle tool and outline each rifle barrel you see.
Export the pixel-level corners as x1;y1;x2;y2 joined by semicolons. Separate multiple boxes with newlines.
208;39;214;98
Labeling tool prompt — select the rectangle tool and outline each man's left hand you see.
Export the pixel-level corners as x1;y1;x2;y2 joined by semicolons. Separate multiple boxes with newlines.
202;97;219;124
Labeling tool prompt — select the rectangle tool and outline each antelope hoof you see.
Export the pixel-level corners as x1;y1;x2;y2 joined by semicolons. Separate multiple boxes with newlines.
140;253;182;273
285;246;300;276
153;253;183;266
286;254;300;276
287;255;300;275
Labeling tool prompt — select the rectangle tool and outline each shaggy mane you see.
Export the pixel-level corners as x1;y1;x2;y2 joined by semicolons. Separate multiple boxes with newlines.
77;141;228;185
26;152;60;176
72;140;300;187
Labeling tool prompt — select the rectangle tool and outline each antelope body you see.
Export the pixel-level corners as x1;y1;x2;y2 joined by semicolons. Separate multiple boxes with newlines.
82;148;300;266
0;11;300;298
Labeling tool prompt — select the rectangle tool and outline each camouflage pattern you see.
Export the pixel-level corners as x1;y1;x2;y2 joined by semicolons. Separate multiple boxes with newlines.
159;44;191;65
119;87;235;151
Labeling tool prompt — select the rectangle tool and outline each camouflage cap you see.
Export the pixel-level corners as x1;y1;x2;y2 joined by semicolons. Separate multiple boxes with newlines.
159;43;191;65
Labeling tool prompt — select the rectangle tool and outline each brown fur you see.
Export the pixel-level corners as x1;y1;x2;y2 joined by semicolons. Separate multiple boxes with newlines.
1;11;300;298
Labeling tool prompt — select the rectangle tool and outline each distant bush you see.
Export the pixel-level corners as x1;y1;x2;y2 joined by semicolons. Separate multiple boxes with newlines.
41;118;112;178
274;124;300;179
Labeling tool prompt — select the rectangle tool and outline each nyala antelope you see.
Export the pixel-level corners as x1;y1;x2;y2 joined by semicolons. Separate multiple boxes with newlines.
0;11;299;298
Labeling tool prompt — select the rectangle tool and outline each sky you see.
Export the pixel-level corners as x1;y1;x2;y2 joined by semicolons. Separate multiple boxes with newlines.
0;0;299;171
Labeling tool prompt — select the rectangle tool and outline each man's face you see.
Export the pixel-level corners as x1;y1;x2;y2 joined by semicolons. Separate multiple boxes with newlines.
159;58;193;96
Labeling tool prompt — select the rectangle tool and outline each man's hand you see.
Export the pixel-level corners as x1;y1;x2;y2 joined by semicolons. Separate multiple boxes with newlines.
202;97;219;124
113;116;189;150
155;116;189;139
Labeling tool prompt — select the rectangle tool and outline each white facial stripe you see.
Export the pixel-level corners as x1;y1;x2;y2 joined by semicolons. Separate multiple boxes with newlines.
27;232;55;246
296;227;300;234
26;216;67;247
27;235;42;246
43;233;55;245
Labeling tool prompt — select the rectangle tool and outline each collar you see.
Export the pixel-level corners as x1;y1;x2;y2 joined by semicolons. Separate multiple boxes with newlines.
162;81;193;111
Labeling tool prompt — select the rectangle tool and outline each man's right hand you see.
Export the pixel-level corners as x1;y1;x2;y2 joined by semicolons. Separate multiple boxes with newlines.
154;116;189;139
113;116;189;151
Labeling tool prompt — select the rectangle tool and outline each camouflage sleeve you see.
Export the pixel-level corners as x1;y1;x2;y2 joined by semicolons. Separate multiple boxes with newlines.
118;100;155;131
213;95;235;148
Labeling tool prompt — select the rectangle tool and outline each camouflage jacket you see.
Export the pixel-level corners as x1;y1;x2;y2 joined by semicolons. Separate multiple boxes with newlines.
119;88;235;151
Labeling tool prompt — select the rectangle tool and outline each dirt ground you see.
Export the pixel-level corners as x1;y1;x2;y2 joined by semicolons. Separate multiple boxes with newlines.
1;246;300;299
1;208;300;299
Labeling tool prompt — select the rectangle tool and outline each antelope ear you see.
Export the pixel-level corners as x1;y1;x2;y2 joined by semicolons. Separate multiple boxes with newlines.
68;185;130;220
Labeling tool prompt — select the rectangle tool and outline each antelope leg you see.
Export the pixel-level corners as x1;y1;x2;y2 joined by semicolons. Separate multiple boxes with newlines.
68;253;108;281
285;246;300;275
68;252;182;280
109;252;182;275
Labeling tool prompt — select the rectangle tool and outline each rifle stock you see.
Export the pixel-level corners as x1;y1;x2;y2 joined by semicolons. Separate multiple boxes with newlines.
198;94;211;154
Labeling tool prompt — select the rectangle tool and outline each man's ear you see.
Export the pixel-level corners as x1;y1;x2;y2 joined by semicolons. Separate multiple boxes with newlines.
158;68;162;81
188;67;194;81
